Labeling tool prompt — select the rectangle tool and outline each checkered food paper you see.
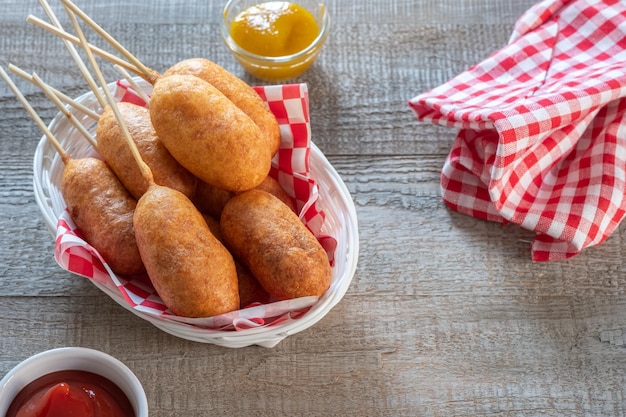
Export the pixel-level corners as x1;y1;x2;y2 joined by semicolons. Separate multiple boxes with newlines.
55;82;337;331
409;0;626;261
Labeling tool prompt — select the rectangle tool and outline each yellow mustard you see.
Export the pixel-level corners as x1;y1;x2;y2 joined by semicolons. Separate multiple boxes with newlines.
230;2;320;57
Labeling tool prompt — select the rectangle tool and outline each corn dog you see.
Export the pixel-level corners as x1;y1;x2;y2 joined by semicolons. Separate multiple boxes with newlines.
62;157;145;276
220;190;331;300
163;58;281;156
134;184;240;317
150;74;272;192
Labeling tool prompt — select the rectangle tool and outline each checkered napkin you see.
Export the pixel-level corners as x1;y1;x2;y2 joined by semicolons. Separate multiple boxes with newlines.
54;82;337;331
409;0;626;261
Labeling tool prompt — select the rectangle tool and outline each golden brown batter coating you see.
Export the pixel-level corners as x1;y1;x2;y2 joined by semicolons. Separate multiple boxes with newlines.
61;157;145;276
150;74;271;192
254;176;296;213
164;58;281;156
202;213;271;308
220;190;331;300
96;102;197;200
133;184;239;318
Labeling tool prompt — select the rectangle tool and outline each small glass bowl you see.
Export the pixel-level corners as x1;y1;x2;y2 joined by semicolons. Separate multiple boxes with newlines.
0;347;148;417
221;0;330;82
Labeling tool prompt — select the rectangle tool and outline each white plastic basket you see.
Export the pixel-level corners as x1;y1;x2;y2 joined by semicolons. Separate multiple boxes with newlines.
32;81;359;348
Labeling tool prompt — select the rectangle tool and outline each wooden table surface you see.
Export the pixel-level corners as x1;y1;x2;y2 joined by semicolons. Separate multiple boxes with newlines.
2;0;626;415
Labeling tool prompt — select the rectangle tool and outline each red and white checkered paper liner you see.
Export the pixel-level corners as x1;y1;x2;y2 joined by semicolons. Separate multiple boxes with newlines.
54;82;337;331
409;0;626;261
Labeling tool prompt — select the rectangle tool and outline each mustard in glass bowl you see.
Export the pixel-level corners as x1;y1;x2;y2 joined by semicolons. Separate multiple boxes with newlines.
221;0;330;81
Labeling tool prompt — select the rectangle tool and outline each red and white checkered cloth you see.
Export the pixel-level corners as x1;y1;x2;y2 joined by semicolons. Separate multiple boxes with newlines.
55;82;337;330
409;0;626;261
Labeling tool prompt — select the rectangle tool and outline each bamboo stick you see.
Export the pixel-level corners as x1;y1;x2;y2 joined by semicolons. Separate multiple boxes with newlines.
37;0;107;109
8;64;100;121
31;73;97;148
26;15;141;78
0;66;69;162
63;2;154;185
60;0;160;84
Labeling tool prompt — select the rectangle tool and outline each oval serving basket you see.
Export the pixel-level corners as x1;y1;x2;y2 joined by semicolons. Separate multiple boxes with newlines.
32;80;359;348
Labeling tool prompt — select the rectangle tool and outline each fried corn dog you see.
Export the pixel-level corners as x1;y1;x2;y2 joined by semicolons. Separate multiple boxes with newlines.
163;58;281;156
220;190;331;300
134;184;240;317
62;157;145;276
150;74;272;192
254;176;296;213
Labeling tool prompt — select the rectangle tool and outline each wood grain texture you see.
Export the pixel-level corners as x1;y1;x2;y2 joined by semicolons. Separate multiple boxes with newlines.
2;0;626;416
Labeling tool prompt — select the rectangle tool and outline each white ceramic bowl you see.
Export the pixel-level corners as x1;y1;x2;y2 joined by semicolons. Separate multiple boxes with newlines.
0;347;148;416
33;80;359;348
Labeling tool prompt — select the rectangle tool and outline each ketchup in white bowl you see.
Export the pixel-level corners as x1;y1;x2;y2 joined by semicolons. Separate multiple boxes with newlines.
6;370;134;417
0;348;147;417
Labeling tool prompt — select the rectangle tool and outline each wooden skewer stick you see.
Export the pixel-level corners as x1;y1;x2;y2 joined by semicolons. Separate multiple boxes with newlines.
8;64;100;121
60;0;160;84
31;72;97;148
114;64;151;106
39;0;108;109
0;66;69;162
64;2;154;185
37;0;107;109
26;15;141;78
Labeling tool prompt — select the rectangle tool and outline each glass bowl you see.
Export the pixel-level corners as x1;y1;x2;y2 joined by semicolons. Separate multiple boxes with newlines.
221;0;330;81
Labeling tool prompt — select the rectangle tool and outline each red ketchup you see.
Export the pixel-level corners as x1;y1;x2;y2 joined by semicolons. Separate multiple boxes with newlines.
5;370;135;417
